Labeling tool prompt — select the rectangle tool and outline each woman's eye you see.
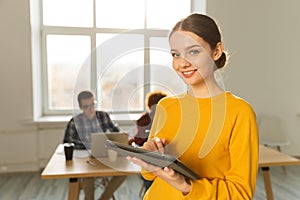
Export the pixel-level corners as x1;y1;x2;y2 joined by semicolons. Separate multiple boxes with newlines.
189;49;200;56
171;52;180;57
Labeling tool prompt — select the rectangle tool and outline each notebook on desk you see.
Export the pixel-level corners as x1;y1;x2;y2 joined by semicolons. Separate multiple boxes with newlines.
90;132;129;158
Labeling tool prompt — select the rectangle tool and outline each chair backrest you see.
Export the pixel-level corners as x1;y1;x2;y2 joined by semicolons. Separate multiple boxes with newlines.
258;114;289;146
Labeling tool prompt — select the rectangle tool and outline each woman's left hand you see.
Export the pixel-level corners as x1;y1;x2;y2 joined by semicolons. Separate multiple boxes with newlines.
127;156;191;194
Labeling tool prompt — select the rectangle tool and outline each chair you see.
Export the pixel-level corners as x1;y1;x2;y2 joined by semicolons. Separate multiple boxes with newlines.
258;114;290;174
139;184;145;198
95;178;116;200
80;177;116;200
138;175;153;198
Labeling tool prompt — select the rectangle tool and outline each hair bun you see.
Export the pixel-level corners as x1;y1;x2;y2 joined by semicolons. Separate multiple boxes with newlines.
215;52;227;69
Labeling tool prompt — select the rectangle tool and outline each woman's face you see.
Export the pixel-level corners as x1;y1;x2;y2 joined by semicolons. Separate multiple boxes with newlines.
169;31;217;87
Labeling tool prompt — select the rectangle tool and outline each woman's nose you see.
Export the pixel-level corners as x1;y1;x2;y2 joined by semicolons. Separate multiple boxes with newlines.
177;56;191;68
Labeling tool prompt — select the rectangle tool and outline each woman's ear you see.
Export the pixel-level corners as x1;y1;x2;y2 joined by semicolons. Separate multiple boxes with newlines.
213;42;224;61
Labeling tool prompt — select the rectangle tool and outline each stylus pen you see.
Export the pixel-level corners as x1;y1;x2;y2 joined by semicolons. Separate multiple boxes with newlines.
86;160;97;166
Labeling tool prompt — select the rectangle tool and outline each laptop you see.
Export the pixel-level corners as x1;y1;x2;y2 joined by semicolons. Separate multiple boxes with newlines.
90;132;129;158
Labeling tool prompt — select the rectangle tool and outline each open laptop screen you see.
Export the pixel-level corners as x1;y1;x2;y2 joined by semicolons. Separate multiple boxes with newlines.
90;132;128;158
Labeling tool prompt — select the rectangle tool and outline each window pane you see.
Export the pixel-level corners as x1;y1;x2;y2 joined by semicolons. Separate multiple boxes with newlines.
96;33;144;112
43;0;93;27
149;37;186;94
40;0;193;115
46;35;91;110
96;0;144;28
146;0;191;29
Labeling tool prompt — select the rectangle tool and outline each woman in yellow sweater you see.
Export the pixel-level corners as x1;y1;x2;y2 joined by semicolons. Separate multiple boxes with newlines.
128;13;259;199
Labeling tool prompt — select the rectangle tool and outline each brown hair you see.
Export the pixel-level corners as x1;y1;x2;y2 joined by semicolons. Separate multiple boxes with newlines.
170;13;227;69
146;91;167;110
77;90;95;106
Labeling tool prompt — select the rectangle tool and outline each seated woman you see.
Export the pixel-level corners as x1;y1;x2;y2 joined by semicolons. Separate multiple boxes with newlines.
128;91;167;194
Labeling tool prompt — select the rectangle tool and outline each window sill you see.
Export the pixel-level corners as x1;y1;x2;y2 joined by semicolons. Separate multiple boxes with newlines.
34;113;141;128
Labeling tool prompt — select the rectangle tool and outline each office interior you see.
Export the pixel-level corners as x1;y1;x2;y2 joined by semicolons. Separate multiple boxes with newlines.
0;0;300;180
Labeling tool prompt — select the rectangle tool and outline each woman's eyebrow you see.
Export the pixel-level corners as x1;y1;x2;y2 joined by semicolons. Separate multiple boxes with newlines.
170;44;202;52
184;44;202;51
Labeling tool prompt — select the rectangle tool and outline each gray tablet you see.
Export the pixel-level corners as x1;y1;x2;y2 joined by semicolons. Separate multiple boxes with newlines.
106;140;199;180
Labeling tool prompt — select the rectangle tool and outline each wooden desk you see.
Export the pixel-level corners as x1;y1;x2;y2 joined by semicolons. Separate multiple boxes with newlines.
258;144;300;200
42;144;300;200
41;144;141;200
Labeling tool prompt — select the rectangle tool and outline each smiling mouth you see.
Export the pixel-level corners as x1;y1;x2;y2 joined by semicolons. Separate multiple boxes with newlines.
182;69;198;78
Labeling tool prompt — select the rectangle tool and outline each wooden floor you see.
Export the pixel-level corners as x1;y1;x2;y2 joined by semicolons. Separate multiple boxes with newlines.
1;165;300;200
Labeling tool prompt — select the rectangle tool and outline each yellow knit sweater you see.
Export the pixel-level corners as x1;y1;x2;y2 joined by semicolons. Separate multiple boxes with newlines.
142;92;259;200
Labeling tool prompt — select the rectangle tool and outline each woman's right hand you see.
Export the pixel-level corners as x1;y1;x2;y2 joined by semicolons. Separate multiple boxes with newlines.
142;137;166;154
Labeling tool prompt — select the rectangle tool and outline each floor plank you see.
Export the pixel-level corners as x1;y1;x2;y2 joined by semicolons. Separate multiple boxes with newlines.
254;166;300;200
1;166;300;200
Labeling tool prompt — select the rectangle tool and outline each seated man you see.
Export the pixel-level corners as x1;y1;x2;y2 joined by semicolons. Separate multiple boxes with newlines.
63;90;126;200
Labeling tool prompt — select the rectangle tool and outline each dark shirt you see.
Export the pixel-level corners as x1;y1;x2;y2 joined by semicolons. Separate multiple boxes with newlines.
129;107;156;146
63;111;120;149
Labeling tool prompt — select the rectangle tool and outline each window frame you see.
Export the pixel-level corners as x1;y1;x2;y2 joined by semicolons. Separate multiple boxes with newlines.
33;0;206;117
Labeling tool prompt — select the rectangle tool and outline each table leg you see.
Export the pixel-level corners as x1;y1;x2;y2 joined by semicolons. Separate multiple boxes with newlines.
261;167;274;200
68;178;80;200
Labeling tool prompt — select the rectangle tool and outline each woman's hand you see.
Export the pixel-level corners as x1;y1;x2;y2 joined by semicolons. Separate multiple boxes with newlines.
127;137;191;194
127;156;191;194
142;137;166;153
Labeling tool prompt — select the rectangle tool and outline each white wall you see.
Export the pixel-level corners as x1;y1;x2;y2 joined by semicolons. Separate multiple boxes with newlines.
206;0;300;154
0;0;38;172
0;0;300;173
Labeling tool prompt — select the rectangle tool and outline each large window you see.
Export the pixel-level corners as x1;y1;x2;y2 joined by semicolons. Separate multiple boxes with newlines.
40;0;193;116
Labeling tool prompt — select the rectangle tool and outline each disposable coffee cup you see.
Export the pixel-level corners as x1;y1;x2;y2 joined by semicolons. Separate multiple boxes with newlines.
108;149;118;162
64;143;75;161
